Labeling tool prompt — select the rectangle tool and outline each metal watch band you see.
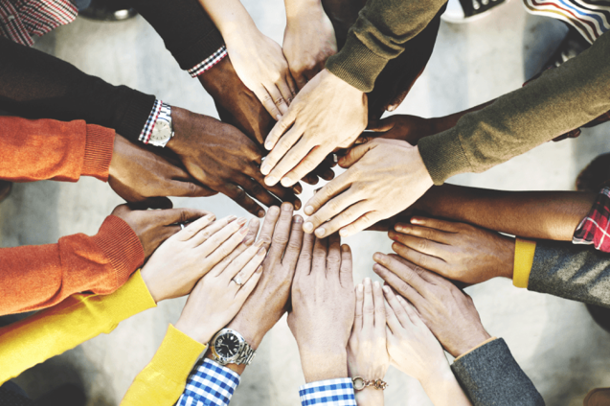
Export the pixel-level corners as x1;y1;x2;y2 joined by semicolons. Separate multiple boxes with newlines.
236;345;256;366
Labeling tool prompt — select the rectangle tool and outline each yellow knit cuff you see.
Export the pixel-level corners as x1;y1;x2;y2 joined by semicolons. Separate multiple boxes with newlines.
454;337;497;362
513;239;537;289
150;325;207;383
106;269;156;322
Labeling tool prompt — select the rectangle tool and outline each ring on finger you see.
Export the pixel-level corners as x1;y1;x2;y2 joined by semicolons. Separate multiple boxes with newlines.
232;276;243;286
180;223;185;231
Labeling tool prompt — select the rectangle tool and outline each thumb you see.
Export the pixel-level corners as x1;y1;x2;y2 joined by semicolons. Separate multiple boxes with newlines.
153;207;212;226
366;117;396;132
338;141;377;168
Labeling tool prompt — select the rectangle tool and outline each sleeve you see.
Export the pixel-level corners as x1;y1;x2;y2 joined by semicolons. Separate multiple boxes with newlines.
0;215;144;315
0;270;156;385
0;37;156;143
299;378;357;406
573;187;610;252
175;359;241;406
325;0;447;92
120;325;207;406
0;117;115;183
528;240;610;308
126;0;226;74
451;338;545;406
418;30;610;185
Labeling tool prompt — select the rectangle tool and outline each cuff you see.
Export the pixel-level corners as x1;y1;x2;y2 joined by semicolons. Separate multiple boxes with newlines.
573;187;610;252
454;337;497;362
513;238;537;288
178;359;241;406
150;325;207;382
82;124;115;181
417;127;472;185
173;32;226;71
91;216;145;289
117;91;157;144
188;46;228;77
106;270;157;324
325;34;389;93
299;378;357;406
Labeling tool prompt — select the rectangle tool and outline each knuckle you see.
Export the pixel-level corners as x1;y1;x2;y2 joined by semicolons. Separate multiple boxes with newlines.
416;238;428;252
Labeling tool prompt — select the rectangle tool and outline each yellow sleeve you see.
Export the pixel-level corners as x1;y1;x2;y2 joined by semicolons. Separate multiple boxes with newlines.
513;238;537;288
0;270;155;384
121;325;206;406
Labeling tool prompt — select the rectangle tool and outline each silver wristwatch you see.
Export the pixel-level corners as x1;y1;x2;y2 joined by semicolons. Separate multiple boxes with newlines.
210;328;256;366
148;102;174;148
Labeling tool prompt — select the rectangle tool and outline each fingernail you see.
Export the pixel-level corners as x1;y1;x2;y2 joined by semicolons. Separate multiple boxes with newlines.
293;185;302;194
304;206;314;215
276;114;282;121
373;263;382;272
237;217;247;226
264;142;273;151
374;281;380;289
395;224;404;232
358;283;364;292
258;210;265;218
258;247;266;255
373;253;382;262
388;231;396;240
293;215;303;224
315;227;325;238
411;218;422;224
206;213;216;220
255;239;265;248
281;177;293;187
383;285;391;294
227;215;237;222
364;277;371;286
339;229;348;237
397;295;405;303
261;163;270;175
282;202;293;211
265;176;278;186
240;226;249;235
257;265;264;273
303;222;314;233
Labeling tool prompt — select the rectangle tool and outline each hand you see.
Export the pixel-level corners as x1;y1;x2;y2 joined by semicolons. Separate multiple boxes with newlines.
108;134;215;208
174;232;267;344
389;217;515;285
283;0;337;89
362;115;436;146
141;215;260;302
261;69;367;188
348;278;389;406
167;107;301;217
288;233;355;383
110;204;210;258
303;139;433;238
372;253;491;358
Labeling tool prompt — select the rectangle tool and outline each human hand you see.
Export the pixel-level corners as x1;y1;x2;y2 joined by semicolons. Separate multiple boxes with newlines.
372;253;491;358
167;107;301;217
283;0;337;89
362;115;436;146
174;229;267;344
347;278;389;406
108;134;215;208
288;234;355;382
141;214;260;303
261;69;367;188
303;139;433;238
389;217;515;285
110;204;210;258
227;203;304;356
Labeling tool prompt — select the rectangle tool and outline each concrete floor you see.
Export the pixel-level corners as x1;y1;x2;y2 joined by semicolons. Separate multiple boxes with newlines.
3;0;610;405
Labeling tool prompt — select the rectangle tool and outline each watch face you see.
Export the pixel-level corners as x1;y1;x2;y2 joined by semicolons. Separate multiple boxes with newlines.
150;121;170;142
215;332;241;358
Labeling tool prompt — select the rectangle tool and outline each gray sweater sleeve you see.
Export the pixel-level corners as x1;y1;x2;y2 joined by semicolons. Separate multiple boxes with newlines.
529;240;610;307
451;338;545;406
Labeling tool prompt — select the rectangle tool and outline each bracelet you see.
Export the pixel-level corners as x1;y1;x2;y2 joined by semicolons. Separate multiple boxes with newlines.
352;376;388;391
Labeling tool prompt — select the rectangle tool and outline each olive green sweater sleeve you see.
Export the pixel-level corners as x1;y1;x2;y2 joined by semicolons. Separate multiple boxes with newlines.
325;0;447;92
418;30;610;185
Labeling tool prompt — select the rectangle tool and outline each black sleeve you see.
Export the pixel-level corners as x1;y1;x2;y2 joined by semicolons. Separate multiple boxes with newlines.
127;0;225;71
0;38;155;143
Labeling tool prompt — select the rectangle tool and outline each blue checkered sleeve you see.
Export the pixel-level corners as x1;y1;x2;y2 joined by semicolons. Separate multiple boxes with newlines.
176;359;241;406
299;378;357;406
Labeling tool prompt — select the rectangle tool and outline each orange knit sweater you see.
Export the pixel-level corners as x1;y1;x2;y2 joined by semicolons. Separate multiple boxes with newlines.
0;117;144;315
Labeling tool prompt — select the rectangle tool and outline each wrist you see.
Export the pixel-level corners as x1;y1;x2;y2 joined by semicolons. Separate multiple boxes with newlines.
227;318;267;350
285;0;323;19
419;361;455;391
497;237;516;279
174;317;215;345
300;347;348;383
354;387;384;406
452;330;492;359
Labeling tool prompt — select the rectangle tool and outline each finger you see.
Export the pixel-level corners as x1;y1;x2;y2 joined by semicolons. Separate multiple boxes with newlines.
234;174;283;212
128;197;173;210
168;179;218;198
265;103;299;151
244;166;302;210
337;141;376;168
176;213;217;242
313;199;369;239
383;295;403;334
373;262;425;308
256;205;281;251
205;224;253;269
285;72;298;99
303;170;353;225
276;79;294;108
279;145;330;188
225;243;267;285
366;118;396;132
189;215;240;247
206;236;257;277
354;283;364;332
220;183;266;218
281;215;305;270
295;231;315;280
312;237;328;277
262;126;303;181
373;253;428;293
265;133;316;187
396;294;426;328
391;242;449;274
339;244;353;288
326;233;342;274
391;223;455;245
373;280;386;333
267;202;295;261
363;278;374;327
255;85;283;122
244;218;261;246
234;264;264;302
383;285;414;327
397;217;461;234
155;207;210;226
389;232;452;259
196;217;246;255
301;172;320;186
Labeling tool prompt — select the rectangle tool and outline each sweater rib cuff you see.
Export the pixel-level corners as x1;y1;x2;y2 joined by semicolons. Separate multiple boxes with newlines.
418;128;472;185
82;125;115;182
118;91;157;144
153;325;207;381
325;34;389;93
91;216;145;289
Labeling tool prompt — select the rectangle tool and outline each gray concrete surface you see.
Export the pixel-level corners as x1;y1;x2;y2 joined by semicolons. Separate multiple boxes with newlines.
3;0;610;405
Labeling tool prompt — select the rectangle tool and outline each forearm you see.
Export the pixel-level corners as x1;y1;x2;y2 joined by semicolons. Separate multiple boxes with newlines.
420;366;472;406
430;100;496;136
199;0;256;39
418;184;595;240
284;0;323;19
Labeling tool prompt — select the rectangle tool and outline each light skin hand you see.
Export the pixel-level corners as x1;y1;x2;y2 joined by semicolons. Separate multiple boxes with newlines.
261;69;367;188
389;217;515;284
141;215;261;303
348;279;389;406
302;139;433;238
288;233;355;383
283;0;337;89
199;0;296;119
384;287;473;406
110;204;210;258
372;253;491;358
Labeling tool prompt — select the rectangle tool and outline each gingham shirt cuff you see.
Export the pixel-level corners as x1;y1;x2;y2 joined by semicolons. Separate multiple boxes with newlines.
176;358;241;406
138;99;162;144
188;46;228;77
299;378;357;406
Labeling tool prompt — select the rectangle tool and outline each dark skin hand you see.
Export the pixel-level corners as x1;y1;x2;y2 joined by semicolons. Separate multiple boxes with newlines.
111;204;210;258
198;57;335;186
167;107;301;217
108;134;215;209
